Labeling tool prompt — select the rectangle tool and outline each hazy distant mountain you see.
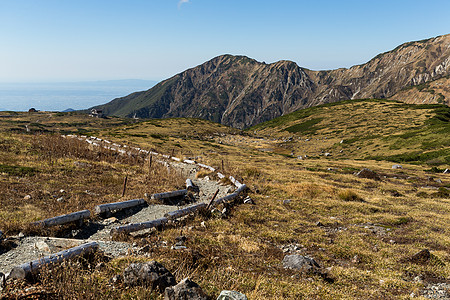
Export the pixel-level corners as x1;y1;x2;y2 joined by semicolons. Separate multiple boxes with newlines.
62;108;75;112
93;34;450;128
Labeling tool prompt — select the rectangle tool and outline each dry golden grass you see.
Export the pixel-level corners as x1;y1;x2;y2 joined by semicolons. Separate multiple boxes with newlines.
0;132;184;234
1;103;449;299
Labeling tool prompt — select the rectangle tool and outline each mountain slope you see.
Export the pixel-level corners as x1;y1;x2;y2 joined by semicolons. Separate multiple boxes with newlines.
390;76;450;105
250;99;450;165
93;34;450;128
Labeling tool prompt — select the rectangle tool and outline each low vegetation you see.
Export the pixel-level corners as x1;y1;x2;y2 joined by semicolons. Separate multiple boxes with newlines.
1;100;449;299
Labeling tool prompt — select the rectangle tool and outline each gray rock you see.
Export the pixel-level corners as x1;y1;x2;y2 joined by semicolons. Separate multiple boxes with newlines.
392;164;403;169
123;261;176;292
164;278;209;300
282;199;291;205
282;255;321;273
410;249;431;263
355;168;380;180
217;290;248;300
34;240;51;253
443;168;449;174
174;236;187;248
324;152;331;157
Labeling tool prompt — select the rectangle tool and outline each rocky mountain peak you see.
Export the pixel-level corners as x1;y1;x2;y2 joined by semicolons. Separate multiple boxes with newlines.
93;34;450;128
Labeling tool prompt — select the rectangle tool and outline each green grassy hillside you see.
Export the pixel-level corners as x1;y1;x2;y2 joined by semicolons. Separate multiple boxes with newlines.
250;99;450;166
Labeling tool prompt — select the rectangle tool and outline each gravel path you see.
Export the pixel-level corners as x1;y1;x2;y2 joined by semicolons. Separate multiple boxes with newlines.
0;157;235;277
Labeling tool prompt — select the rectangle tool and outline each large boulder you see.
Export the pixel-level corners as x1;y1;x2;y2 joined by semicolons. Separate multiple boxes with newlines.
164;278;210;300
123;261;176;292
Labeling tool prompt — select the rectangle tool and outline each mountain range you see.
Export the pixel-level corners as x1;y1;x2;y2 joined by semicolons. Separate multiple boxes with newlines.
92;34;450;128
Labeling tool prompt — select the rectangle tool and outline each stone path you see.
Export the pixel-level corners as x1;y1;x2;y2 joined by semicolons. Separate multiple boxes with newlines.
0;137;237;277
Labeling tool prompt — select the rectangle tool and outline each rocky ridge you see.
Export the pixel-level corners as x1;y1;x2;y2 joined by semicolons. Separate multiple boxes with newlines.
93;34;450;128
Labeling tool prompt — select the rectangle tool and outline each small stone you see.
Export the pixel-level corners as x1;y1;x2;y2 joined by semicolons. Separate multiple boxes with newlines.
217;290;248;300
57;197;64;202
34;240;51;253
283;199;291;205
282;255;321;273
18;232;24;238
175;236;187;246
59;189;66;193
389;240;395;244
103;217;118;225
410;249;431;263
324;152;331;157
164;278;209;300
392;164;403;169
23;195;32;200
200;221;206;228
443;168;449;174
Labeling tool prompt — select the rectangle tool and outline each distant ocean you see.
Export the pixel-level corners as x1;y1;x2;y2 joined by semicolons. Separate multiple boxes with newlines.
0;80;157;112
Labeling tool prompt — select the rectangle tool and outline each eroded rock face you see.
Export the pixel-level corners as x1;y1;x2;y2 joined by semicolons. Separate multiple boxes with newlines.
123;261;176;292
94;35;450;129
164;278;210;300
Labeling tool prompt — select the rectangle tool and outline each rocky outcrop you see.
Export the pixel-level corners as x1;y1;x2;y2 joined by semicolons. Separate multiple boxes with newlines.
94;34;450;128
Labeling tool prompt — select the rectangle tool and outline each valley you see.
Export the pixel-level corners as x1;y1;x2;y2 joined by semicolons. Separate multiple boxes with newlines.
0;100;448;299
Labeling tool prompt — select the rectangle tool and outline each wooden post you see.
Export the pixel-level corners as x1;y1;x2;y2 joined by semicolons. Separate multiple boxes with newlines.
94;198;146;215
110;217;168;235
32;210;91;228
122;175;128;197
206;189;220;210
9;242;99;279
148;155;153;175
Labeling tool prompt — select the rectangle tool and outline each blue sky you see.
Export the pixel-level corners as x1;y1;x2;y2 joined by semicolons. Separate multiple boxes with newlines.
1;0;449;82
